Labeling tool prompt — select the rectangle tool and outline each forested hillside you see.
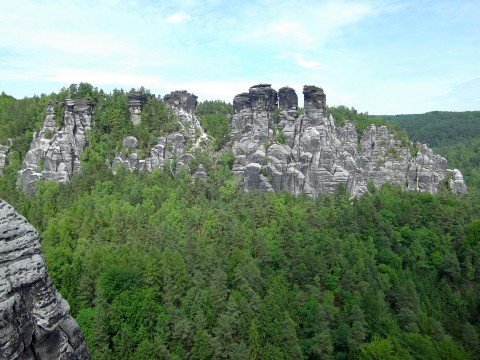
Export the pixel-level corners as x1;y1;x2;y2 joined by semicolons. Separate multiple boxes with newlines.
1;87;480;359
379;112;480;189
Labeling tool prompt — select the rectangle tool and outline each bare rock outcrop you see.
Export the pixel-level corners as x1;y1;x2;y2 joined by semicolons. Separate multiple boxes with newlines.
448;168;468;194
230;84;466;197
112;91;208;176
15;85;466;198
0;198;91;360
128;92;147;125
17;99;93;195
0;143;9;176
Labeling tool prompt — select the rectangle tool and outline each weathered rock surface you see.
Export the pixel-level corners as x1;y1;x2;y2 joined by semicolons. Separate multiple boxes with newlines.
16;85;466;197
128;92;147;125
0;199;91;360
112;90;208;176
0;143;9;176
448;168;468;194
17;99;93;195
230;84;467;197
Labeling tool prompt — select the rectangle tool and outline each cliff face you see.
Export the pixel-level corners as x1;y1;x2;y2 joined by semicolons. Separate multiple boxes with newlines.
15;85;467;197
230;84;464;197
112;90;208;177
0;199;90;360
17;99;93;195
0;144;9;176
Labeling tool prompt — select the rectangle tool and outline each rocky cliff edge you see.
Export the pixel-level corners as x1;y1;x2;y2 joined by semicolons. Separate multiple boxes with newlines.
15;85;467;197
0;199;91;360
230;84;467;197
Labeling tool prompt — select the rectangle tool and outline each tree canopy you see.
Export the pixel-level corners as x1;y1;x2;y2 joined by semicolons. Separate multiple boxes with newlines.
1;84;479;359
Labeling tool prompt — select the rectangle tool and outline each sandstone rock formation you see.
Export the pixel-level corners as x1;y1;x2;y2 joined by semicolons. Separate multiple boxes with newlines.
17;99;93;195
128;92;147;125
15;85;467;197
0;199;90;359
0;143;9;176
448;168;468;194
230;84;466;197
112;90;208;176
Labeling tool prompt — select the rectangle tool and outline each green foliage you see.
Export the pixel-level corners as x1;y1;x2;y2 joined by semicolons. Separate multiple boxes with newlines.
384;111;480;148
54;102;64;127
3;84;480;360
276;130;286;144
195;100;232;150
386;111;480;189
272;108;281;122
44;130;54;139
9;165;479;359
329;105;405;140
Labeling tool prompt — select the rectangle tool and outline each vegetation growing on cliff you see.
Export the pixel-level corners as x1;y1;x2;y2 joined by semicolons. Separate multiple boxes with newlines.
196;100;232;150
1;85;480;359
9;163;479;360
328;105;409;144
386;112;480;189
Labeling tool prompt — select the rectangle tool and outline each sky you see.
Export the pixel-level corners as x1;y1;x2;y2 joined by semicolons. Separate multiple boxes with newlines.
0;0;479;114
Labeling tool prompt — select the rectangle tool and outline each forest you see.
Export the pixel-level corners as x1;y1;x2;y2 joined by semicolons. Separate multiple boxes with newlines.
379;112;480;190
1;85;480;359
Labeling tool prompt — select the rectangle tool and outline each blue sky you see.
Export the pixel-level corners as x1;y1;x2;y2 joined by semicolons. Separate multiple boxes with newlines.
0;0;479;114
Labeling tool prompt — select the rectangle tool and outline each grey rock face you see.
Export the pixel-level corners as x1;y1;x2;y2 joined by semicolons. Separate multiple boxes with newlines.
0;199;91;360
17;99;93;195
278;87;298;111
15;86;466;198
230;84;465;197
113;91;209;177
448;168;468;194
128;92;147;125
0;143;9;176
164;90;198;114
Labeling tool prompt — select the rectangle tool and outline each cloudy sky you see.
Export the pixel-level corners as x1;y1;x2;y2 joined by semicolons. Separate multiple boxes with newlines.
0;0;479;114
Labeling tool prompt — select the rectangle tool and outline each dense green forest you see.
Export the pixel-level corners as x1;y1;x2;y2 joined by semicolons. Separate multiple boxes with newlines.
378;112;480;189
1;86;480;359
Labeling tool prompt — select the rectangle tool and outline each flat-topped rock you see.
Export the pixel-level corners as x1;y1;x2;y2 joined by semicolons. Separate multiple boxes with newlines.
303;85;326;114
279;87;298;111
249;84;278;112
128;92;147;125
164;90;198;114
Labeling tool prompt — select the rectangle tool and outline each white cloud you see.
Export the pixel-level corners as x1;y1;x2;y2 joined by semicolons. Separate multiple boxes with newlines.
293;54;321;69
166;12;191;23
236;0;374;50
